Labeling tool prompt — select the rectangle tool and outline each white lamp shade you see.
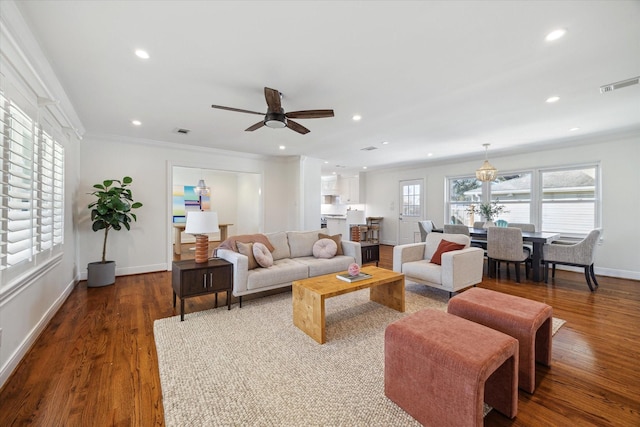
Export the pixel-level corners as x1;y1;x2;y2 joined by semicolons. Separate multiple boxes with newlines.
185;211;220;234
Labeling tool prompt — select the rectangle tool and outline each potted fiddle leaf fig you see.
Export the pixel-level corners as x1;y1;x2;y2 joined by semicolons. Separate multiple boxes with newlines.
87;176;142;287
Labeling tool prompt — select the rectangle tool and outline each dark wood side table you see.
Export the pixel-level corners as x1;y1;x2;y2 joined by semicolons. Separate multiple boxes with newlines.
172;258;233;321
360;242;380;266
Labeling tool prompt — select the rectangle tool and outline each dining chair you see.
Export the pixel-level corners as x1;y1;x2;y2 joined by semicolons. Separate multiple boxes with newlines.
473;221;485;229
418;220;435;241
494;219;508;227
508;223;535;232
487;227;531;283
443;224;470;236
542;228;602;291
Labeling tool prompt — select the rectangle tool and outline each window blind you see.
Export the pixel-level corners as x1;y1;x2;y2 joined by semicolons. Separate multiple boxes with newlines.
0;90;65;272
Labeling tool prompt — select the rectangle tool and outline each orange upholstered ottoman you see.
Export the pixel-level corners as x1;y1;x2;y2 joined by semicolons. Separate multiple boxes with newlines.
448;287;553;393
384;309;518;426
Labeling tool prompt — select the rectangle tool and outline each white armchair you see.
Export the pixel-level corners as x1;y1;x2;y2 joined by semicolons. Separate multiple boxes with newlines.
393;233;485;297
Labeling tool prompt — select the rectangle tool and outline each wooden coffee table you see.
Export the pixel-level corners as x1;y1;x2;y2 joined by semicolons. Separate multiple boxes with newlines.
292;266;405;344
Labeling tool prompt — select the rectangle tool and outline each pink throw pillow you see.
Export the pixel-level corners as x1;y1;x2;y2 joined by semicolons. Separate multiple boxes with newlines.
312;238;338;259
252;242;274;268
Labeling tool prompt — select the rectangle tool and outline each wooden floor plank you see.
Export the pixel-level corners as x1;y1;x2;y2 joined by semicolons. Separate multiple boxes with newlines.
1;245;639;426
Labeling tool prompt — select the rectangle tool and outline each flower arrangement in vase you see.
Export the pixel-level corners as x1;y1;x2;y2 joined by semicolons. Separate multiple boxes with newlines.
466;201;508;228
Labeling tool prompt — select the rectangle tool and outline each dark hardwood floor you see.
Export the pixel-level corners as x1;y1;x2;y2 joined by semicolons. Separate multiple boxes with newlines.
1;245;639;426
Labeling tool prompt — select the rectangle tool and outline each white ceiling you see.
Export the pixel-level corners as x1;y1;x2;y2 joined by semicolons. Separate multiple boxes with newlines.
14;1;640;175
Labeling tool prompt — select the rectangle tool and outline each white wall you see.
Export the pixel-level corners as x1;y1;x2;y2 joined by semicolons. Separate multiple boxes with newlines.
0;1;82;386
363;133;640;279
78;135;304;279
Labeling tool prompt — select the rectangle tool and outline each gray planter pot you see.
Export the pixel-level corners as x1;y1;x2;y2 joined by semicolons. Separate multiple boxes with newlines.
87;261;116;287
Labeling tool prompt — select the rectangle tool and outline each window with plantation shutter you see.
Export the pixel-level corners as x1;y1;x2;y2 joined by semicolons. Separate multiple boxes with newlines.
0;90;65;276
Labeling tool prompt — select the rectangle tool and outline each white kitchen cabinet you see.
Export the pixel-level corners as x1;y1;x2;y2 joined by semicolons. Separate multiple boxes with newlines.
339;176;360;203
326;218;344;236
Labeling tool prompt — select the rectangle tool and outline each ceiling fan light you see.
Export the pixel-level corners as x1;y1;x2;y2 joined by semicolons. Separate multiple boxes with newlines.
265;119;286;128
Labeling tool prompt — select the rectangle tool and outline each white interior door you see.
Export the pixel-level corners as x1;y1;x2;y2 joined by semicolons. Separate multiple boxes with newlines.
398;179;424;245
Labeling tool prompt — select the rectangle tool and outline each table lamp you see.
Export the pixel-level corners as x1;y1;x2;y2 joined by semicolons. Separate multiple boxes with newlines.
185;211;219;263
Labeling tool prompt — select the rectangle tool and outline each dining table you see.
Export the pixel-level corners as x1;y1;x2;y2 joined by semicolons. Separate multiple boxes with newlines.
467;227;560;282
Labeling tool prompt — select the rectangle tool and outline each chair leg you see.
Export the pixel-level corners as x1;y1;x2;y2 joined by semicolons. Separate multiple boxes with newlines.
584;266;595;292
515;262;521;283
552;263;556;278
544;262;549;283
525;260;531;279
590;264;600;288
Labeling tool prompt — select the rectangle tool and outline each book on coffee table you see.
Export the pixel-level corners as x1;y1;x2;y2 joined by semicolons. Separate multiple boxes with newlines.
336;272;372;283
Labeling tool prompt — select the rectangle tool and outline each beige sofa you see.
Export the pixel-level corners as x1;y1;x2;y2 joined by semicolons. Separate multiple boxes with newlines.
393;232;484;297
217;230;361;306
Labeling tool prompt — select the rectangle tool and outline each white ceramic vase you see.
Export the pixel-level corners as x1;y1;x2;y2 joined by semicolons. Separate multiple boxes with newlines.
483;220;494;229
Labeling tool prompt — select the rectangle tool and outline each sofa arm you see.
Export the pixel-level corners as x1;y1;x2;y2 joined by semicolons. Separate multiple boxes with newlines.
440;247;484;290
341;240;362;265
392;243;427;272
216;248;249;296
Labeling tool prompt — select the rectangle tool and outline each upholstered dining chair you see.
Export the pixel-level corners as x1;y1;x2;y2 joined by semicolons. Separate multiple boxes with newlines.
418;220;435;241
494;219;509;227
443;224;470;236
542;228;602;291
487;227;531;283
508;223;535;232
473;221;485;229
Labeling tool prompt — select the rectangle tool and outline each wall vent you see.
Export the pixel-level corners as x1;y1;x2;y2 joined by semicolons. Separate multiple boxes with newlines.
600;76;639;94
174;128;191;134
360;146;378;151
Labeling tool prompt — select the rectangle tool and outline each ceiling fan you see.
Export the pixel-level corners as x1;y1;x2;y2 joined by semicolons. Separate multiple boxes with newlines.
211;87;334;135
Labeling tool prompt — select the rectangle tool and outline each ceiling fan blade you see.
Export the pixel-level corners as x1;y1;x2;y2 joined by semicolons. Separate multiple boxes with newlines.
286;109;335;119
264;87;282;112
211;105;264;115
245;121;265;132
286;119;310;135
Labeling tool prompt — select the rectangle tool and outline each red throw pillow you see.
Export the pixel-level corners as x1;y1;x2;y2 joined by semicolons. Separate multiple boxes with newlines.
430;239;466;265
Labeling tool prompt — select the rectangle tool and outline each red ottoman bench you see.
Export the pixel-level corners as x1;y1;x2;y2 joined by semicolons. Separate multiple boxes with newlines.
448;287;553;393
385;308;518;426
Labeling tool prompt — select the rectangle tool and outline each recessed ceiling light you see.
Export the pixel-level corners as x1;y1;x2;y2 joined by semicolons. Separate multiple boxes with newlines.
131;120;142;126
324;161;329;164
352;115;362;121
135;49;150;59
427;153;433;157
545;29;567;42
279;145;286;150
362;166;367;169
381;141;389;145
546;96;560;103
569;127;580;132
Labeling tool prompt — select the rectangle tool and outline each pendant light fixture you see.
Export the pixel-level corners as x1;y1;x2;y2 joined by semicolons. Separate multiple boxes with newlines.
194;179;210;197
475;143;498;182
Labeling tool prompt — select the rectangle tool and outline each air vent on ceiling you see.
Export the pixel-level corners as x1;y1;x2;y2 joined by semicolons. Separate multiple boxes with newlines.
360;146;378;151
600;76;639;94
174;128;191;135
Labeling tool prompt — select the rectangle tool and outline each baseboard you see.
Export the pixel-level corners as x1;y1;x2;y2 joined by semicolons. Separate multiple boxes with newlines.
0;278;76;389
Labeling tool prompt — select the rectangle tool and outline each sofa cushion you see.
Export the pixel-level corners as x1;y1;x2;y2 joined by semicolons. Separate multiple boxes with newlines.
295;255;355;277
266;231;290;260
402;260;444;285
236;241;259;270
246;258;309;291
252;242;274;268
318;233;344;256
430;239;466;265
287;230;323;258
313;238;337;259
219;234;275;252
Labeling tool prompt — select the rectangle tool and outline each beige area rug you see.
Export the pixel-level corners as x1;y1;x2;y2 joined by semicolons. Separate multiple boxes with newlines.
154;283;566;426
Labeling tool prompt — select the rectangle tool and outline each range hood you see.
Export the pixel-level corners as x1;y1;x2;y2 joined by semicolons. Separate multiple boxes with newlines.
322;195;340;204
